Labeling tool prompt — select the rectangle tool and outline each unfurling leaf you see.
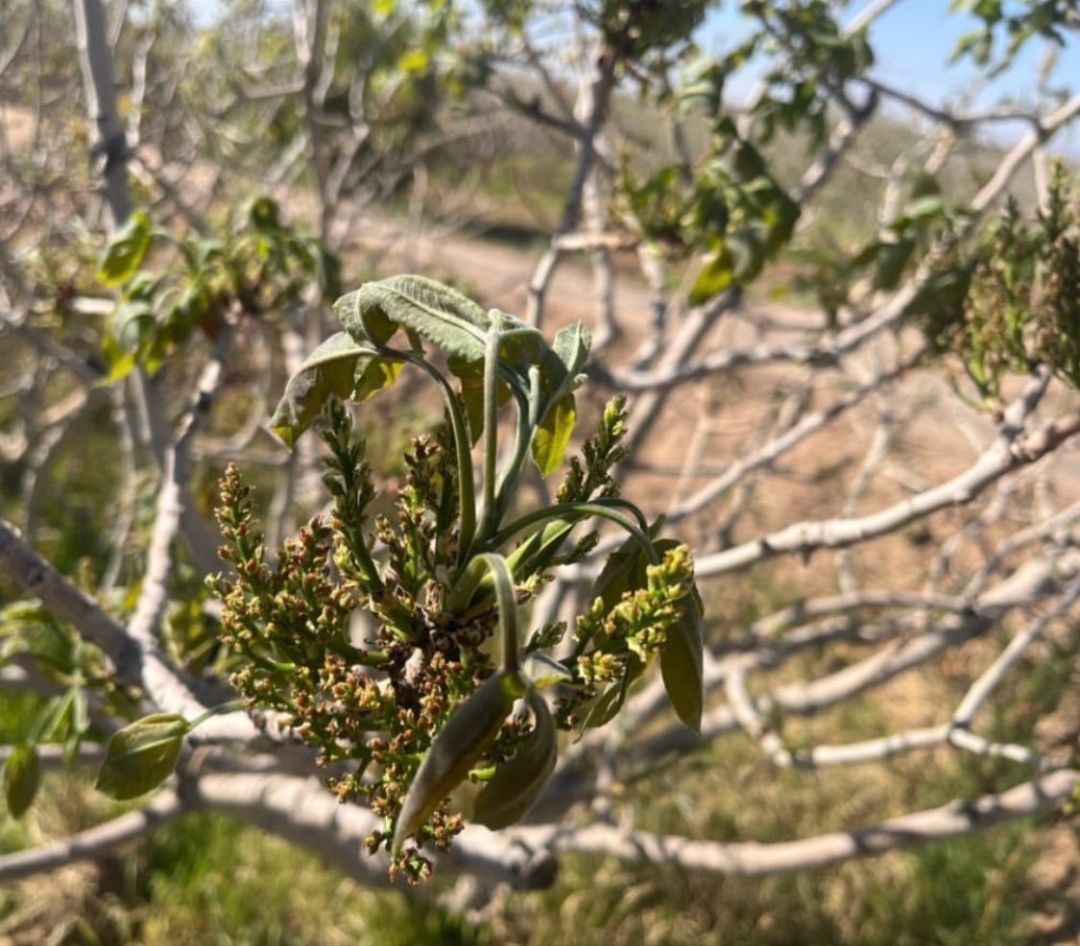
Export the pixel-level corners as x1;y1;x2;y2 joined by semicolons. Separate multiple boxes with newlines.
98;210;153;287
4;744;40;818
473;691;557;829
392;671;522;856
95;713;189;801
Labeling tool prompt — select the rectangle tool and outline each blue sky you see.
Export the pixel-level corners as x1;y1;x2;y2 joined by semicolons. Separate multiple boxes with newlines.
702;1;1080;150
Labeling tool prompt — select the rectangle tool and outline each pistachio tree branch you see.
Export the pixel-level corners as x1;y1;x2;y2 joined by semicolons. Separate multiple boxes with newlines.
0;790;183;885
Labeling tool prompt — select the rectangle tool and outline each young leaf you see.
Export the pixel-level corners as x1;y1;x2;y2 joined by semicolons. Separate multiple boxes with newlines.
655;539;704;733
660;584;705;734
4;744;40;818
690;241;736;305
392;671;521;855
98;210;153;287
334;289;396;346
532;391;577;477
358;275;491;362
473;691;558;829
578;665;634;732
95;713;189;801
268;332;378;449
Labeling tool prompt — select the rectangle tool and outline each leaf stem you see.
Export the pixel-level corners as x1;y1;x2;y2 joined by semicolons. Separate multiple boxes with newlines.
476;553;520;675
488;499;656;560
479;314;503;544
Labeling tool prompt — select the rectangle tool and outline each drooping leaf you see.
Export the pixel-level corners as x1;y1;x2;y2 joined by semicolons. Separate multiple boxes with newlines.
589;521;660;614
357;275;490;361
97;210;153;287
392;671;522;855
269;332;377;449
95;713;189;801
473;691;558;829
353;356;403;404
4;744;40;818
660;584;705;734
334;289;396;346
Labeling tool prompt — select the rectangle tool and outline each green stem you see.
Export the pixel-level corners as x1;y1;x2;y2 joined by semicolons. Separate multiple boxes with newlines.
188;699;248;732
488;499;656;561
493;364;542;523
385;349;477;568
479;315;502;544
476;553;520;675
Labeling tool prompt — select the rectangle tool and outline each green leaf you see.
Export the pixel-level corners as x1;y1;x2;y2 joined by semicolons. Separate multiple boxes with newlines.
505;518;576;584
97;210;153;287
875;238;916;292
690;242;736;305
660;584;705;734
392;671;522;855
531;392;577;477
334;290;396;346
269;332;377;449
579;664;634;732
355;275;490;361
590;522;658;613
552;322;591;380
4;744;40;818
655;539;704;734
473;691;558;829
94;713;189;801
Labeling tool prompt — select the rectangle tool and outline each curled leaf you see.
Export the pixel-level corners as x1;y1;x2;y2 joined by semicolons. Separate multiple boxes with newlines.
268;332;374;449
473;691;557;830
392;671;522;856
95;713;189;801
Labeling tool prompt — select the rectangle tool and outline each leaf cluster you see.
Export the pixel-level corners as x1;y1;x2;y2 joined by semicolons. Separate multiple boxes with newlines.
97;197;340;379
209;275;704;880
0;600;136;818
917;164;1080;401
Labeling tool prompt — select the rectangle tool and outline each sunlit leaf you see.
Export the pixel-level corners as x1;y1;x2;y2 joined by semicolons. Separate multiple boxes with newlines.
95;713;189;801
97;210;153;287
532;391;577;476
690;242;736;305
355;275;490;361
